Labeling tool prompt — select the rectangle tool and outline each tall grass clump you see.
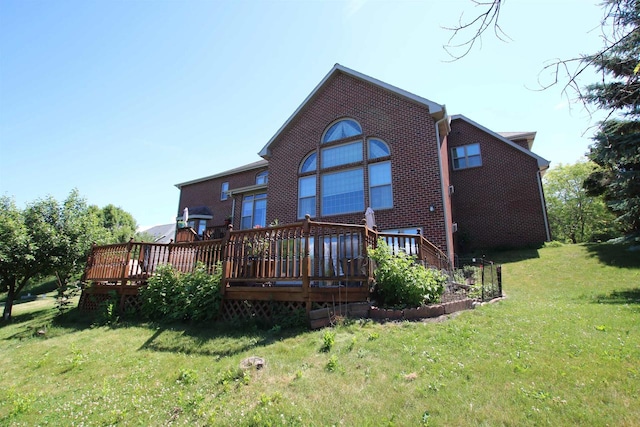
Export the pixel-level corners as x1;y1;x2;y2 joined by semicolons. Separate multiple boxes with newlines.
139;262;222;322
368;240;447;307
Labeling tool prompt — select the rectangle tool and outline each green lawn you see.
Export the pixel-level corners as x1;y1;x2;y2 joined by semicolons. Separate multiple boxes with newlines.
1;243;638;426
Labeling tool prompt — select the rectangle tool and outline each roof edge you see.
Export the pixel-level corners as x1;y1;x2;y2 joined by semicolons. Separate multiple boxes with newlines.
259;64;445;158
175;159;269;189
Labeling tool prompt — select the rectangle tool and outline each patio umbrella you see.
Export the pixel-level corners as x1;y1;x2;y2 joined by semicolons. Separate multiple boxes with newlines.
183;207;189;224
365;207;376;230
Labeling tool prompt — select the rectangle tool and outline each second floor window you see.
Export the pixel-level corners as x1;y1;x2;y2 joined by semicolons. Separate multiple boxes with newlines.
221;182;229;200
452;143;482;170
256;171;268;185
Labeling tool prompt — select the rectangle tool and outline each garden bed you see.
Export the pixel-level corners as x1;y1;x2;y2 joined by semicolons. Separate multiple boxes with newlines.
309;298;475;329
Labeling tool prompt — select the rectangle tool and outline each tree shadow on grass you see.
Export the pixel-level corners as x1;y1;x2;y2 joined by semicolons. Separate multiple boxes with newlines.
1;307;93;340
460;247;541;265
585;242;640;269
592;287;640;306
138;322;305;358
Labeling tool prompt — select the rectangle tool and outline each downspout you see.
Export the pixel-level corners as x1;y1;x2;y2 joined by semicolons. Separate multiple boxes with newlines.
536;169;551;241
434;110;453;262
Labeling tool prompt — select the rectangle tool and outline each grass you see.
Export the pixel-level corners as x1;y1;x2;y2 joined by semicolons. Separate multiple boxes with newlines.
1;243;638;426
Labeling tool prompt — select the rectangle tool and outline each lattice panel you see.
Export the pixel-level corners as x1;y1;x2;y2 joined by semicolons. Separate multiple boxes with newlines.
78;291;111;311
122;294;143;313
220;300;306;322
278;301;305;313
311;301;332;311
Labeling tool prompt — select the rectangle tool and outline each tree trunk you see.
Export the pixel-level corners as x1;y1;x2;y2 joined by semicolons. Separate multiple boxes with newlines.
2;277;29;322
3;284;15;321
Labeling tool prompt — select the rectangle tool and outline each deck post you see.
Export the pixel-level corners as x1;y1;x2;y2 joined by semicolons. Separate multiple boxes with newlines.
220;224;233;298
362;224;374;287
120;238;134;286
81;242;97;283
302;215;312;314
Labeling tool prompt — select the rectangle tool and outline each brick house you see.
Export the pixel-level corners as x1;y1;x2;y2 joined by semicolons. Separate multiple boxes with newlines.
175;64;550;258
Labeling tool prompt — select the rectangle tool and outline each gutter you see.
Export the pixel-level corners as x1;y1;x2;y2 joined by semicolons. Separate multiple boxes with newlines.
433;107;454;262
536;168;552;242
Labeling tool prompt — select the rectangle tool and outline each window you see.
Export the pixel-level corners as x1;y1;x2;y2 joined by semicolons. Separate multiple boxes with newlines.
297;119;394;217
322;119;362;143
321;141;362;168
256;171;268;185
221;182;229;200
369;161;392;209
298;176;316;218
452;143;482;170
368;139;390;159
186;219;208;236
300;153;317;173
322;169;364;215
240;193;267;229
197;221;207;236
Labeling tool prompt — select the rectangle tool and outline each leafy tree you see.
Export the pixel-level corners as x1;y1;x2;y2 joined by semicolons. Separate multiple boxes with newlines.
0;197;34;321
99;204;138;243
544;160;621;243
0;191;137;321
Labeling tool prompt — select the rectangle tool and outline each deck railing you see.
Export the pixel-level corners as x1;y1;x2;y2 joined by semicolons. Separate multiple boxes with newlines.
83;216;450;291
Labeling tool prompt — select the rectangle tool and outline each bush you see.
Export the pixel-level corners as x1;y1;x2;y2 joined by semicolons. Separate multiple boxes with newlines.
368;240;447;307
139;262;222;323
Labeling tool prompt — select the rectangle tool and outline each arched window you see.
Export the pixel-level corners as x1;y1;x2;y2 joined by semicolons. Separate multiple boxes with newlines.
256;171;268;185
322;119;362;143
300;153;317;173
298;120;393;218
368;138;390;159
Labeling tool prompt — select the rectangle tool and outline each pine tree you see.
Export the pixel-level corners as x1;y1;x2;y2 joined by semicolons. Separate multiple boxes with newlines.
582;0;640;234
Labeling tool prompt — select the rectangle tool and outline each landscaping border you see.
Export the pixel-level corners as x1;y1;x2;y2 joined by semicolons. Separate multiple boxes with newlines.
309;299;474;329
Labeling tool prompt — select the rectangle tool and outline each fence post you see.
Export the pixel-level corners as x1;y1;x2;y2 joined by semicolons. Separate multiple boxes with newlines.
497;265;502;297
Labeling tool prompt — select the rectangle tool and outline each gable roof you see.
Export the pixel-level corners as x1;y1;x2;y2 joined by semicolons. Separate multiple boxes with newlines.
451;115;550;171
499;131;537;150
258;64;446;159
175;159;269;189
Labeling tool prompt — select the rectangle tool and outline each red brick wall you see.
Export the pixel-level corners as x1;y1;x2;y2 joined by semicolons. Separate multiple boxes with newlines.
177;166;268;228
448;118;548;251
265;72;450;252
510;138;530;150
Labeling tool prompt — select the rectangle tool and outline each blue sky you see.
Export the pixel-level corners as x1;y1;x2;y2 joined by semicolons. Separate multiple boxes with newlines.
0;0;606;228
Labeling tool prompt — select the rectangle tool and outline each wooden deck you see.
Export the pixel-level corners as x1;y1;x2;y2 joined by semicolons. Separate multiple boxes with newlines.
79;216;450;320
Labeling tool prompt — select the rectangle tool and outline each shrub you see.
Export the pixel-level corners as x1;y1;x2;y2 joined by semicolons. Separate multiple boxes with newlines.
139;262;222;323
320;330;335;352
368;240;447;307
